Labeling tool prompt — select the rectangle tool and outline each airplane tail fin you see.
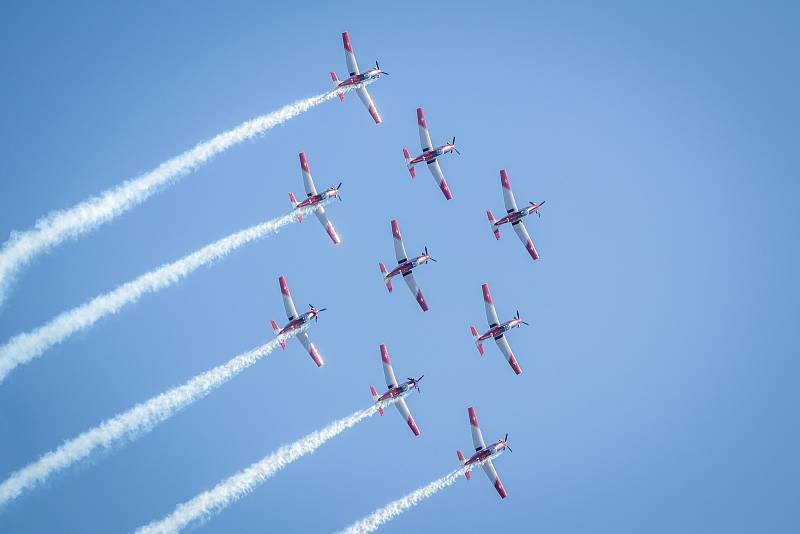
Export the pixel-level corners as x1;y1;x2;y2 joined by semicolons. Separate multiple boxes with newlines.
457;450;471;480
330;72;344;101
487;210;500;240
271;320;286;349
370;385;385;416
402;148;416;178
378;262;393;292
288;192;302;222
470;326;485;356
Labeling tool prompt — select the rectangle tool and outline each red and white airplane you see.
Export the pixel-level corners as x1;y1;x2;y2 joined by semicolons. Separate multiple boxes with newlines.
486;169;546;260
378;220;435;312
369;344;423;436
270;276;326;367
469;284;528;375
402;108;459;200
457;406;512;499
330;32;386;124
289;152;341;245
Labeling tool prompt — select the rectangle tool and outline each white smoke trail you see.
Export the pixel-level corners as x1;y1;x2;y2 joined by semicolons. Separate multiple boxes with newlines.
338;462;485;534
0;332;301;507
0;82;369;306
0;202;326;384
136;400;395;534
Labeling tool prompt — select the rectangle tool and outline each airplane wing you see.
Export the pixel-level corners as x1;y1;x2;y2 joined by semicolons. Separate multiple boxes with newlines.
402;271;429;311
500;169;518;213
356;86;382;124
299;152;318;196
391;220;409;264
481;459;508;499
342;32;360;76
394;398;421;436
512;221;540;261
493;334;523;375
279;276;298;320
417;108;433;151
468;406;487;451
380;344;398;388
482;284;500;327
426;160;453;200
296;331;324;367
313;206;340;245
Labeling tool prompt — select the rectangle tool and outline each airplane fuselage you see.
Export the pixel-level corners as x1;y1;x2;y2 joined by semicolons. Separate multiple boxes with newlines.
376;380;416;403
493;204;542;227
466;440;508;466
278;310;320;335
410;144;456;165
294;188;338;209
478;318;524;343
386;254;431;279
337;68;384;87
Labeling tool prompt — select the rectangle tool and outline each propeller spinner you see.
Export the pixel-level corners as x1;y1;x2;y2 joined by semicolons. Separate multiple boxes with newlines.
451;136;461;155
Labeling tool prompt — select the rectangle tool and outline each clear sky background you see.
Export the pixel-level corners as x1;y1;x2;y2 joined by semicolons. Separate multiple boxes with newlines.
1;1;798;532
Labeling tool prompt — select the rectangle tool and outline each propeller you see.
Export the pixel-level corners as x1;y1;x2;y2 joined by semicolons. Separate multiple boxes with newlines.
529;200;546;217
309;304;326;322
336;182;343;201
423;246;437;263
515;310;529;326
451;137;461;155
376;60;389;75
407;375;424;393
504;433;512;453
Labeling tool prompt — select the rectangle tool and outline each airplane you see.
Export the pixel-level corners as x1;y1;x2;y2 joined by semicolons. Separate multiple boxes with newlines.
486;169;546;260
330;31;386;124
369;344;423;436
270;276;326;367
469;283;527;375
456;406;512;499
402;107;459;200
289;152;341;245
378;220;435;312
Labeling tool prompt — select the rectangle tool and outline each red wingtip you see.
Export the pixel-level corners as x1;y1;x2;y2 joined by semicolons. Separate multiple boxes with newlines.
440;179;453;200
368;104;382;124
310;346;324;367
526;239;540;261
380;344;391;365
482;284;493;305
279;276;290;296
509;355;523;375
416;107;427;129
391;220;401;240
416;290;429;312
342;32;352;52
495;478;508;499
468;407;479;428
326;222;341;245
407;416;421;436
299;152;310;173
501;169;512;190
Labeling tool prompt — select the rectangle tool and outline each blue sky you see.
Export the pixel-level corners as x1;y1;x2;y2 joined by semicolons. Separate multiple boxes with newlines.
1;1;798;532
